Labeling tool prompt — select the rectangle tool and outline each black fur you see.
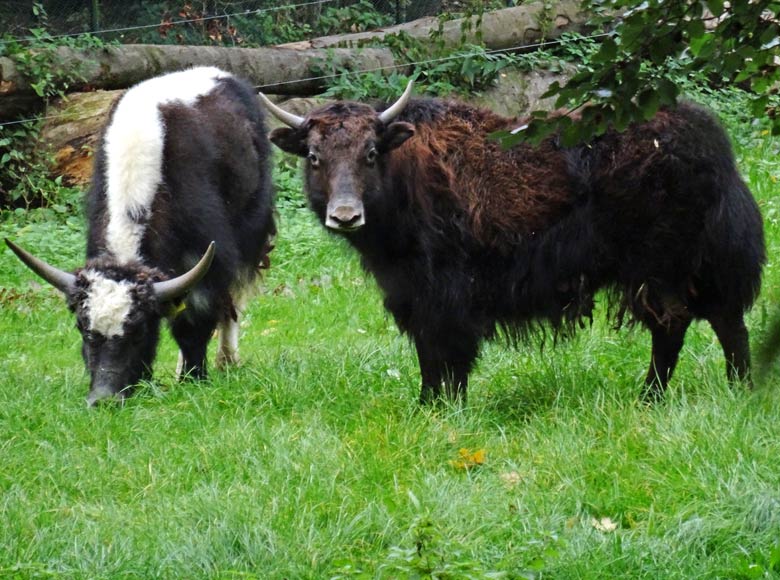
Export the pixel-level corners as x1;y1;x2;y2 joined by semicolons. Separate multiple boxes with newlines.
75;71;275;403
271;97;765;404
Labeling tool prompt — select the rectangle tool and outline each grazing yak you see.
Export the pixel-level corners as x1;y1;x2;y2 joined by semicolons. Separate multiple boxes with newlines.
7;67;275;405
260;81;765;403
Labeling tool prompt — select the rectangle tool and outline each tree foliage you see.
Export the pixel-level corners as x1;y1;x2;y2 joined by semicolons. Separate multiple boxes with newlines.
502;0;780;146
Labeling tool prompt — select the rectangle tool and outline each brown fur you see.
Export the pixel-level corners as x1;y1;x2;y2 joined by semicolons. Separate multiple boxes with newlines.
268;96;765;403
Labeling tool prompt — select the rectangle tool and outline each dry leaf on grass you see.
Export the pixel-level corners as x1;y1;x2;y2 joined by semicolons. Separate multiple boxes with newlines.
449;448;486;470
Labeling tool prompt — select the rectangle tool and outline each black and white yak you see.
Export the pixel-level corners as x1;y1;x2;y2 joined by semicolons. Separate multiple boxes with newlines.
7;66;275;405
260;81;765;404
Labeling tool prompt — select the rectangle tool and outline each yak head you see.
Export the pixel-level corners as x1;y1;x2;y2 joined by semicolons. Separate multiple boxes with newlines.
261;82;416;233
5;239;214;406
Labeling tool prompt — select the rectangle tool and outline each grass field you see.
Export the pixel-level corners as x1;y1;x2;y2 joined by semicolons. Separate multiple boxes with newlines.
1;96;780;579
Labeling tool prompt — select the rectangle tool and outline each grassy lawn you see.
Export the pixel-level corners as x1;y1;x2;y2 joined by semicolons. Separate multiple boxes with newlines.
1;99;779;579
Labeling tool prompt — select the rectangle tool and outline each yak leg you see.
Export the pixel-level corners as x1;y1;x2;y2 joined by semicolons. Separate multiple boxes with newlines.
414;333;479;404
708;312;751;384
171;316;218;380
216;315;240;368
641;317;692;403
216;296;244;369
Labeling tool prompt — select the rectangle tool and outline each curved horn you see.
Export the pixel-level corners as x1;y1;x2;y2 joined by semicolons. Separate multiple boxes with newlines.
257;91;305;129
153;242;216;303
5;238;76;294
378;79;415;124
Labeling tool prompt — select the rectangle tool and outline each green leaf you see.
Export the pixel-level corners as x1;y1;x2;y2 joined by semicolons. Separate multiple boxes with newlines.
751;74;771;94
649;34;675;63
30;81;46;98
542;81;561;99
525;118;559;144
561;122;585;147
706;0;724;16
689;33;714;58
686;19;706;42
656;79;679;105
594;37;618;63
750;94;769;117
637;90;660;120
723;52;745;76
735;66;756;84
759;26;779;47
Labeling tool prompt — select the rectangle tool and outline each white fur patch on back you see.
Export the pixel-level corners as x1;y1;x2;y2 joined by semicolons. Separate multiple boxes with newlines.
103;66;232;265
83;270;134;337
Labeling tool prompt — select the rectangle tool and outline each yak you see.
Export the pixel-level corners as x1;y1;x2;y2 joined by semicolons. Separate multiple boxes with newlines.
260;81;765;404
7;67;275;406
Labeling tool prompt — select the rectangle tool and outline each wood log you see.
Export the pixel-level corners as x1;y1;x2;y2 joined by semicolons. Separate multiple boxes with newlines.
278;0;588;51
40;90;122;187
0;44;397;118
40;66;568;188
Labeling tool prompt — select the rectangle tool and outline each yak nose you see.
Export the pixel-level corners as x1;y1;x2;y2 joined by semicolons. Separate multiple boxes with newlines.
86;384;124;407
326;205;365;230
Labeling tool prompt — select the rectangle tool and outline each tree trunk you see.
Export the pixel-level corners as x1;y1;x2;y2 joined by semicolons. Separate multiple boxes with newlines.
0;44;397;119
278;0;588;51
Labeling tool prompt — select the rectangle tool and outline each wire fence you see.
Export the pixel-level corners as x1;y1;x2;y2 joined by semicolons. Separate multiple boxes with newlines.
0;32;605;129
0;0;542;131
0;1;511;45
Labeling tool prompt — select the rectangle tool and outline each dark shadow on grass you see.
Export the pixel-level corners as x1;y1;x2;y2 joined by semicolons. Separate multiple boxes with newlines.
475;377;567;424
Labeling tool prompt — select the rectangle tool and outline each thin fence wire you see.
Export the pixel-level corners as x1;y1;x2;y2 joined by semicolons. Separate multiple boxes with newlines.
0;0;342;46
0;0;451;44
253;33;608;90
0;32;608;129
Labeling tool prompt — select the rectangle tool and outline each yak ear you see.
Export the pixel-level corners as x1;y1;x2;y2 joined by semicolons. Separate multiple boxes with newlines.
378;122;415;153
269;127;309;157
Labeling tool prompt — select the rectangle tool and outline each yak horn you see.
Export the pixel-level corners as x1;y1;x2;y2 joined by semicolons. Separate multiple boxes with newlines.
5;238;76;294
257;92;305;129
153;242;216;303
378;80;414;124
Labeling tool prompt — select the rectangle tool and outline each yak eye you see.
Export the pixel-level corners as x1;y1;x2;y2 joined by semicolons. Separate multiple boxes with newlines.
307;152;320;168
366;147;378;165
85;331;104;345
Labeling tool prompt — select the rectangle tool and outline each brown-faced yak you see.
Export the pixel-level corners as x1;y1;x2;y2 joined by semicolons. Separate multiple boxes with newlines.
261;81;765;404
7;67;275;406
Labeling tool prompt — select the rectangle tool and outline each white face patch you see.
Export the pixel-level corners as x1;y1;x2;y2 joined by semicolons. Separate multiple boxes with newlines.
83;270;135;337
103;67;233;265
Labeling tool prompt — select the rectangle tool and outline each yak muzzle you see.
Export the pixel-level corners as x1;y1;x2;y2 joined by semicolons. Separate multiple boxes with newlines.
86;385;127;407
86;370;132;407
326;202;365;231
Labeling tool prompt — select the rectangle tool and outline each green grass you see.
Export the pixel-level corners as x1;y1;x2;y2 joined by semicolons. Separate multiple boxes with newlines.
1;111;780;579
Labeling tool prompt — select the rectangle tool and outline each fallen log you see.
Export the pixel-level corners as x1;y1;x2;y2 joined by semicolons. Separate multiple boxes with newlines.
40;67;568;188
0;44;398;119
40;90;121;187
278;0;588;51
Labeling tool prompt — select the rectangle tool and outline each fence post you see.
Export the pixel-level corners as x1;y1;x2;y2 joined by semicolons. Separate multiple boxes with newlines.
90;0;101;32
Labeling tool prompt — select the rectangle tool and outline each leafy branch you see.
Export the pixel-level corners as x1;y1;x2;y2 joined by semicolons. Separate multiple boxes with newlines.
499;0;780;147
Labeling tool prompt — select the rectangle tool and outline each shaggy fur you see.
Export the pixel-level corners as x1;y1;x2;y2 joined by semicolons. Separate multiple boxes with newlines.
102;67;231;264
72;68;275;403
270;97;765;403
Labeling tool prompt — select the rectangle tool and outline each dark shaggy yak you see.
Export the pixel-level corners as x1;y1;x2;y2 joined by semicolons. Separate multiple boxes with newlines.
261;82;765;403
7;67;275;405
